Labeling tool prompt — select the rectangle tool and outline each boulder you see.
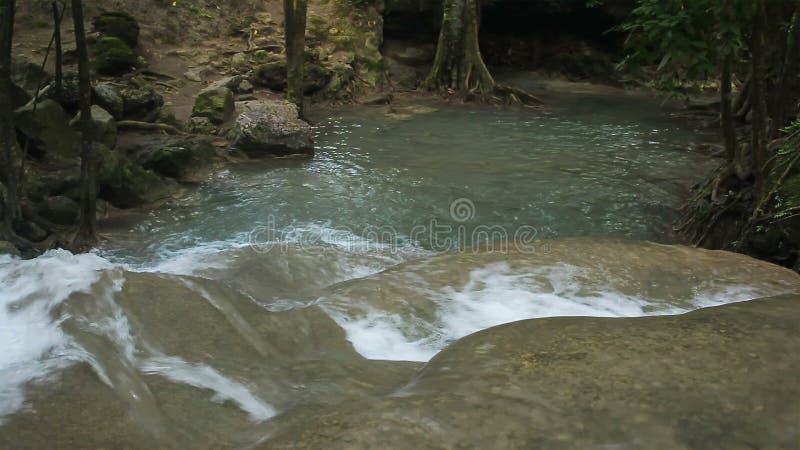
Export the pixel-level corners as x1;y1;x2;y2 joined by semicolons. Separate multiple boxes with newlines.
252;61;286;91
120;78;164;122
92;11;140;48
125;135;216;179
187;116;216;135
70;105;118;148
41;72;80;111
17;221;48;242
14;99;81;158
92;37;137;76
11;57;51;95
386;57;421;88
303;62;332;94
206;76;254;95
228;100;314;157
11;82;31;109
92;83;125;120
97;145;177;208
382;40;436;66
191;86;235;124
38;195;79;225
0;241;21;257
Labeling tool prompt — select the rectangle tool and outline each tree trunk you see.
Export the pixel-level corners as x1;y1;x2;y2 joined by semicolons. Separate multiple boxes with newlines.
750;0;769;203
425;0;494;96
772;6;800;135
71;0;96;248
0;0;19;238
720;53;736;163
52;1;63;99
284;0;307;115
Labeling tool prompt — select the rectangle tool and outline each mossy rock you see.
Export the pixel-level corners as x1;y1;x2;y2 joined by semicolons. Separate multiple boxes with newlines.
253;61;287;91
126;135;216;179
97;145;177;208
191;87;235;124
93;37;137;76
0;241;21;257
38;195;79;226
69;105;118;149
92;11;140;48
119;78;164;121
14;99;81;158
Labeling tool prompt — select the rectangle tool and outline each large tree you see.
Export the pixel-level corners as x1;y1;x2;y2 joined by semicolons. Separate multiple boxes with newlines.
0;0;20;239
284;0;307;115
71;0;97;248
425;0;494;96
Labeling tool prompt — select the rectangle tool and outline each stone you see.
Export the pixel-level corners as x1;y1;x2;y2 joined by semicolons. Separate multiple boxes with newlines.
187;116;216;135
230;52;249;70
238;79;254;94
386;57;421;88
360;93;392;105
262;294;800;449
191;87;235;124
17;221;48;242
92;11;140;48
252;61;286;91
184;70;202;82
11;57;51;95
70;105;118;148
119;78;164;121
229;100;314;157
14;99;81;158
382;39;436;66
92;37;137;76
302;62;332;94
11;82;31;109
125;135;216;179
97;145;177;208
92;83;125;120
0;241;21;257
38;195;79;225
206;76;243;93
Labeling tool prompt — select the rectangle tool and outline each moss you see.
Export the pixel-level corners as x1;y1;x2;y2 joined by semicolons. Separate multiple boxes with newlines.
97;145;173;208
92;11;140;48
93;37;137;76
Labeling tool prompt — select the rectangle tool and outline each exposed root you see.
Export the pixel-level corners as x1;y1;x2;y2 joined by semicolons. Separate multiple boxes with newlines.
117;120;186;135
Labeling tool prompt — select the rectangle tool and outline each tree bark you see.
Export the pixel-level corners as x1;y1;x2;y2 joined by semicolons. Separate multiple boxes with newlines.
52;1;63;99
71;0;97;247
720;52;736;163
0;0;19;238
772;6;800;135
284;0;307;115
750;0;769;203
425;0;494;96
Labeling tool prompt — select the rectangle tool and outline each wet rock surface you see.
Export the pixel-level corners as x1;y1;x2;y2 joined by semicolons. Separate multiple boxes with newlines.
264;293;800;449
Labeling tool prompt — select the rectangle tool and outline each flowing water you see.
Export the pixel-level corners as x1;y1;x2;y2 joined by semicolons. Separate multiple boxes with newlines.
2;80;798;447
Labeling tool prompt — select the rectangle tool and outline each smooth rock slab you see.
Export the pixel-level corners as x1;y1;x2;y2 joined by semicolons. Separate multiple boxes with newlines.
263;294;800;449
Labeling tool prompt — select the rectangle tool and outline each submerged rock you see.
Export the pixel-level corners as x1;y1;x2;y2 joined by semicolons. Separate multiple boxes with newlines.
228;100;314;156
191;86;235;124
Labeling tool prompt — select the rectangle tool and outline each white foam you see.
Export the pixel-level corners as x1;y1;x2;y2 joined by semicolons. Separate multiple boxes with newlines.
140;356;275;422
333;262;770;362
0;250;114;423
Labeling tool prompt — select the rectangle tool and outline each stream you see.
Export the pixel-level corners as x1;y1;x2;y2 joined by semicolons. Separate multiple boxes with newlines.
2;80;798;448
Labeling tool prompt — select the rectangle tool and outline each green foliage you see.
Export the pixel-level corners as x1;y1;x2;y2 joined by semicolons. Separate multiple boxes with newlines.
617;0;752;93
